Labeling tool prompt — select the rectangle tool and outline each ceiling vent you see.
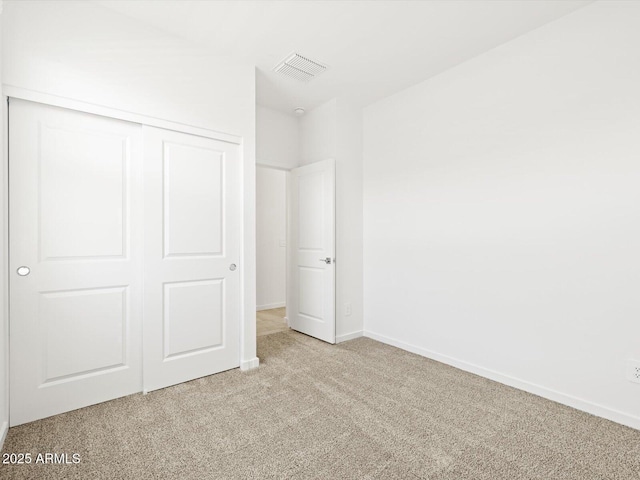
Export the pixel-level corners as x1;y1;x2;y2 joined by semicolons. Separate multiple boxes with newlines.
273;53;327;82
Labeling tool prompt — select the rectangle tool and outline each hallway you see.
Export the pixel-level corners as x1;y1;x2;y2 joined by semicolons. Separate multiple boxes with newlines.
257;307;288;337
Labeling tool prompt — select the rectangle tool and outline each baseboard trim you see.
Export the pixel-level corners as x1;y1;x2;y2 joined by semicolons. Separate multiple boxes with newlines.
336;330;364;343
0;420;7;450
240;357;260;371
364;330;640;431
257;302;285;311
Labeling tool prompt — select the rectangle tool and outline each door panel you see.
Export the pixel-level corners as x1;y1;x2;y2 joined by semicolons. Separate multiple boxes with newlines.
163;142;224;257
143;126;240;392
288;159;336;343
39;124;127;260
163;279;224;358
9;99;143;426
41;287;128;381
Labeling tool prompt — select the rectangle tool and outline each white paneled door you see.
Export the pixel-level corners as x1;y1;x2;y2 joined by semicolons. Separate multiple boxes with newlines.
288;159;336;343
9;99;144;426
142;126;241;392
9;100;242;425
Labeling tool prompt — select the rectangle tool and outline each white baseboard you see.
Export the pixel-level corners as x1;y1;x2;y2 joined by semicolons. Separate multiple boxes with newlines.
336;330;364;343
240;357;260;371
0;420;7;450
364;330;640;431
256;302;285;312
284;316;289;326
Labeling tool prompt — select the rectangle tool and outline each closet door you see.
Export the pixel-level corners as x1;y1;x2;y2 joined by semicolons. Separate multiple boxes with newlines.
9;99;144;426
142;126;241;392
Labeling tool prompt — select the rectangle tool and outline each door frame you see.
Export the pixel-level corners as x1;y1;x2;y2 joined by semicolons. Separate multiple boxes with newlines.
1;87;254;436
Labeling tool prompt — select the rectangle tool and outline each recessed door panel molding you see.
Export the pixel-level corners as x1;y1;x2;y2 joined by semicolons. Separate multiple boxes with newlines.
41;286;128;383
163;142;224;258
288;159;336;344
39;124;129;261
298;267;325;321
143;126;241;393
9;99;144;426
297;173;324;251
163;279;225;360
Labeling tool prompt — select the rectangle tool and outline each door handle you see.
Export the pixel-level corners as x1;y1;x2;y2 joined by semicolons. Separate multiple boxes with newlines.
319;257;333;265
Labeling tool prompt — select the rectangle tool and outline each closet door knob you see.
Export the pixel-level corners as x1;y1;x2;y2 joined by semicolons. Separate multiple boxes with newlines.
17;266;31;276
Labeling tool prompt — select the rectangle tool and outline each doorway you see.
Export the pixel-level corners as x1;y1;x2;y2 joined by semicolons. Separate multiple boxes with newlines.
256;165;288;336
256;160;336;343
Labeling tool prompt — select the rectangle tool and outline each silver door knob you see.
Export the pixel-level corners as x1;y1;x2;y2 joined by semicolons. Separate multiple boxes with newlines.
319;257;332;265
17;266;30;276
229;264;237;271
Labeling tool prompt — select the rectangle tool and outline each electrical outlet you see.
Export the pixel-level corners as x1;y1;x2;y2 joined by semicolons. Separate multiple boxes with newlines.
345;303;352;316
627;359;640;384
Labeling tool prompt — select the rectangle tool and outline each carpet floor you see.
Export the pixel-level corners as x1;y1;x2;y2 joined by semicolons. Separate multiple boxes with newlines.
257;307;288;337
1;330;639;479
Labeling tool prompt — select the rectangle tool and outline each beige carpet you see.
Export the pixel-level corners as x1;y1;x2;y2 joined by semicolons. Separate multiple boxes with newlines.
1;330;639;479
257;307;288;337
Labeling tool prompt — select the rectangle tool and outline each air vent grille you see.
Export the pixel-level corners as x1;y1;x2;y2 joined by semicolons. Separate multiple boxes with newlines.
274;53;327;82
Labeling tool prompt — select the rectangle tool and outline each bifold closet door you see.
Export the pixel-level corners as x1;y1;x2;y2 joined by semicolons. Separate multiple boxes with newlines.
142;126;241;392
9;99;144;426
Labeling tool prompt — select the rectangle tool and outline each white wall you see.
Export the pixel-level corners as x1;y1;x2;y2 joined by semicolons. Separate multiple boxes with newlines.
300;99;337;166
300;98;364;341
363;0;640;429
256;105;299;170
3;1;254;139
335;100;364;341
1;0;258;371
256;166;287;310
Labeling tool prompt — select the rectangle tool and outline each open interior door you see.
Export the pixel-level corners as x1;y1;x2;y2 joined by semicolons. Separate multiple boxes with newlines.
287;159;335;344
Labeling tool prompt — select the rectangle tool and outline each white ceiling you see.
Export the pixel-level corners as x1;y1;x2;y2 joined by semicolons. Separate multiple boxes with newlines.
96;0;592;115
